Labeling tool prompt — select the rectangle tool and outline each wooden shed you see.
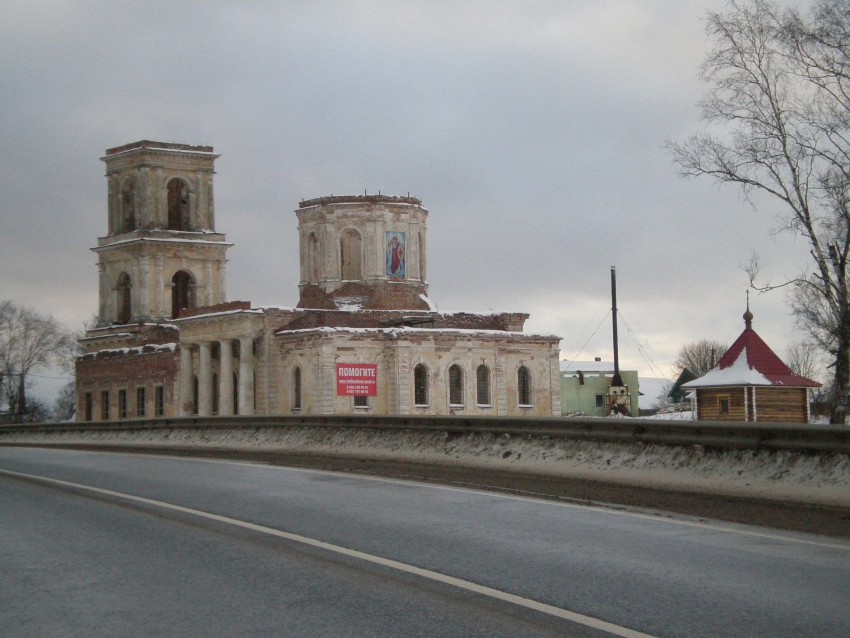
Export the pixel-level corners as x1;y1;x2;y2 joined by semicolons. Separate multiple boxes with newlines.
682;308;820;423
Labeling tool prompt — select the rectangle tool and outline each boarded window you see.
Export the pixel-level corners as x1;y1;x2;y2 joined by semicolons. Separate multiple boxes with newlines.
167;179;190;230
339;229;362;280
476;365;491;406
414;364;428;406
449;364;464;407
517;366;532;406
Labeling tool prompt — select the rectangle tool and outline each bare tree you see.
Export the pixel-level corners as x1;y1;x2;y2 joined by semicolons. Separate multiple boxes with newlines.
786;340;823;381
54;381;77;421
674;339;729;378
667;0;850;424
0;300;75;422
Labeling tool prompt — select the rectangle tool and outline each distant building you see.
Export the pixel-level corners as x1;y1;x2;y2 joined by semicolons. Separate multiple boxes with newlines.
75;141;562;420
682;307;820;423
560;359;639;416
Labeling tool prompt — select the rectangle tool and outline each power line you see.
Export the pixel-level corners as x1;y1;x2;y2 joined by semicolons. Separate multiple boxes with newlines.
561;309;611;371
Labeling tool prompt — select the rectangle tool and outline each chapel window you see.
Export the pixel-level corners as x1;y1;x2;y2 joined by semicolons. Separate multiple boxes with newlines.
449;364;464;407
517;365;532;407
167;178;190;230
476;365;491;406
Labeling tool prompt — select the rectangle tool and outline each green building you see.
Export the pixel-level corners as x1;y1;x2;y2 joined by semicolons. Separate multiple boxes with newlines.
560;359;640;417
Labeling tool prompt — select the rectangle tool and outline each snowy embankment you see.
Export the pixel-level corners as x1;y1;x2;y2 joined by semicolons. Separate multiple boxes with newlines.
1;418;848;508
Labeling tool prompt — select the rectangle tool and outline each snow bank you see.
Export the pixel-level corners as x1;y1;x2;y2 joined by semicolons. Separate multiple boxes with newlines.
3;423;847;508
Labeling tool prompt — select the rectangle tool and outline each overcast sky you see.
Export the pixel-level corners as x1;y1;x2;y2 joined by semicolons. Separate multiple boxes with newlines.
0;1;815;401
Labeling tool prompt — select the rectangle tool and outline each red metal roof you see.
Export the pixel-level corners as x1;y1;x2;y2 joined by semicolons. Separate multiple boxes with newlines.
715;324;821;387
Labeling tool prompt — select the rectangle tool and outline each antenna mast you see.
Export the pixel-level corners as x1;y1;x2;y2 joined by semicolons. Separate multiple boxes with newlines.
611;266;624;387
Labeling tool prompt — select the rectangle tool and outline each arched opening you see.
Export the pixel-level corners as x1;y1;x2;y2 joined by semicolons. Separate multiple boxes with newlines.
167;178;190;230
448;364;464;407
339;229;362;280
307;233;320;283
517;365;532;406
476;365;491;406
414;364;429;406
121;179;136;233
117;272;132;324
171;270;193;318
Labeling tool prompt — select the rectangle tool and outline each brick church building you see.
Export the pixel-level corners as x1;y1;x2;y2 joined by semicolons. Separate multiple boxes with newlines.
76;140;561;420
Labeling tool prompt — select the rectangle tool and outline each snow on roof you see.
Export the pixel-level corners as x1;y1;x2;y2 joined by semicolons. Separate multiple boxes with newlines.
275;326;557;339
683;318;821;388
419;294;437;312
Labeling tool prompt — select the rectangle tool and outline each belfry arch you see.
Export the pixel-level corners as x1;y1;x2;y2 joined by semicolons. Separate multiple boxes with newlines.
171;270;194;318
167;178;191;230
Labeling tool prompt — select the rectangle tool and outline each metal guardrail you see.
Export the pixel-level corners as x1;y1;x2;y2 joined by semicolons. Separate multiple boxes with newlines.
1;415;848;454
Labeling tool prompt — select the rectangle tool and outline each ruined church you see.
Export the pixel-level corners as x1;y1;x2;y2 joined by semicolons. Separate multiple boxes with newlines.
76;141;561;420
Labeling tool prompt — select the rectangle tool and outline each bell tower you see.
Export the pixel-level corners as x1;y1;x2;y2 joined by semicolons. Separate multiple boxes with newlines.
93;141;231;325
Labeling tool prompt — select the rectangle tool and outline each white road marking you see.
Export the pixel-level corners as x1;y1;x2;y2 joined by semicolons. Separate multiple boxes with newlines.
0;467;660;638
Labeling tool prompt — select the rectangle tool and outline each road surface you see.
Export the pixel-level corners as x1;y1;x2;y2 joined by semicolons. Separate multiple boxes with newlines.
1;447;847;637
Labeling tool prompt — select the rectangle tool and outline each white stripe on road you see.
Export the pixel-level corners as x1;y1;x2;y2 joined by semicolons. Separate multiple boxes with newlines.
0;467;660;638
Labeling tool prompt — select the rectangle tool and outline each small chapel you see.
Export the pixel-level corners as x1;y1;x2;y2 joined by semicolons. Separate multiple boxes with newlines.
682;305;821;423
75;141;562;420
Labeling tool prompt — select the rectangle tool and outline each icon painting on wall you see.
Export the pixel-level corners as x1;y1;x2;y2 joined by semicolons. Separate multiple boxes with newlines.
386;231;406;278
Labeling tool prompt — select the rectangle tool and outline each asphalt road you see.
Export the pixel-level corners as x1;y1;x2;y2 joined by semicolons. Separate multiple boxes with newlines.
1;447;848;638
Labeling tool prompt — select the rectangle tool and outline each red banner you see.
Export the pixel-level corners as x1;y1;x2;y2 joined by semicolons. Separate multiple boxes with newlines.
336;364;378;397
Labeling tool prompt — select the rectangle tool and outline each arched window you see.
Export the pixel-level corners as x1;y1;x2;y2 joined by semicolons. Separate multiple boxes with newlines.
167;178;190;230
448;364;464;407
171;270;193;318
476;365;491;406
307;233;320;283
121;179;136;233
414;364;429;406
293;366;302;410
517;365;532;406
339;228;362;280
117;272;132;324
